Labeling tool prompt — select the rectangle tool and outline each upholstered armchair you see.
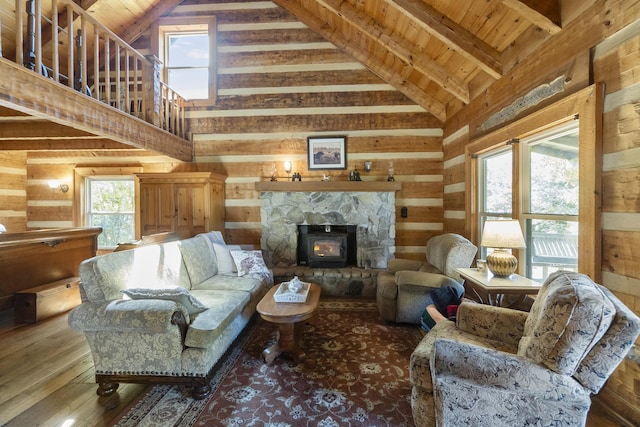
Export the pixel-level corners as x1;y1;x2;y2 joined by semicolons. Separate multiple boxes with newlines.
410;271;640;427
376;233;477;324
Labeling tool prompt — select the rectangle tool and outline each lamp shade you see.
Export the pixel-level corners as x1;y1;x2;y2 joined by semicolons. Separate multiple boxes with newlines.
480;220;526;249
481;220;526;277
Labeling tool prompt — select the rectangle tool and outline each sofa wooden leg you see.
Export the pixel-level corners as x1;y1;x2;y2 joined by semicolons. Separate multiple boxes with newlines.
192;380;211;400
96;381;119;397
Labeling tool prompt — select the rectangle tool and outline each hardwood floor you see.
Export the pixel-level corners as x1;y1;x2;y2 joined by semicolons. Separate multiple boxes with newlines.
0;309;630;426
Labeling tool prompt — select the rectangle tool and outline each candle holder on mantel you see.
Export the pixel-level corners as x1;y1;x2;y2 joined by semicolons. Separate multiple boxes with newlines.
387;161;395;181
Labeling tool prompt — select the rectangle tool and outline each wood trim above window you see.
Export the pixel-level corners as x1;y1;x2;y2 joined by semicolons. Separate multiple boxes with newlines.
465;84;603;282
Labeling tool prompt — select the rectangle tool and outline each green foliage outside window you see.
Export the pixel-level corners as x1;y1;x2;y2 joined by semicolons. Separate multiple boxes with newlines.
88;179;135;248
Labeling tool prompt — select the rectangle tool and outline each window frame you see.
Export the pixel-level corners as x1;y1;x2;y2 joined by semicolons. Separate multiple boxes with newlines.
152;17;217;104
477;122;580;280
73;167;143;250
85;176;136;250
465;84;602;282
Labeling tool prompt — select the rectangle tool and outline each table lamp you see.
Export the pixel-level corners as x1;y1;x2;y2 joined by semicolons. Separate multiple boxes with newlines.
480;220;526;277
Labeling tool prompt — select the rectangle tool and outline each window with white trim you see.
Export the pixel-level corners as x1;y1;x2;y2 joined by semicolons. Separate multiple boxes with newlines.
86;177;135;250
478;121;579;281
166;32;209;99
157;17;217;101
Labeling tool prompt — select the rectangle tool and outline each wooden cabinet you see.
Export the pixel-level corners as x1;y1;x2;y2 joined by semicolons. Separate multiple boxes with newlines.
135;172;225;239
0;227;101;312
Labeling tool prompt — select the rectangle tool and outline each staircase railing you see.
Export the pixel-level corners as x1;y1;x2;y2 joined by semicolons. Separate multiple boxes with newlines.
2;0;187;139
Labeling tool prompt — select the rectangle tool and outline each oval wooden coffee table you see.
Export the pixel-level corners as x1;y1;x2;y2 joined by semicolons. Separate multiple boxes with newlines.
256;282;321;364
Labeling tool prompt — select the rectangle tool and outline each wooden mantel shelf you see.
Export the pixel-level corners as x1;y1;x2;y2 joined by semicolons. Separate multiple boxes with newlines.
255;181;402;192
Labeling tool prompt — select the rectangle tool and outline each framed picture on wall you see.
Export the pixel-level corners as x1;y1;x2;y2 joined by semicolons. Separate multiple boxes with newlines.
307;136;347;170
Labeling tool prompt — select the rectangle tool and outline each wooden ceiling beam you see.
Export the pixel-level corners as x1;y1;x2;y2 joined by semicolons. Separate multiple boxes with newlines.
272;0;446;121
0;139;136;150
119;0;185;44
0;122;94;138
501;0;562;34
0;107;29;118
311;0;469;104
386;0;503;79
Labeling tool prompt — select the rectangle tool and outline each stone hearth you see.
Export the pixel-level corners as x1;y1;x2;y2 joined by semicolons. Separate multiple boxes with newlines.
259;189;396;269
271;266;380;297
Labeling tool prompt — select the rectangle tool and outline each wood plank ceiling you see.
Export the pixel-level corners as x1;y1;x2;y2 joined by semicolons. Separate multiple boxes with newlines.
0;0;589;158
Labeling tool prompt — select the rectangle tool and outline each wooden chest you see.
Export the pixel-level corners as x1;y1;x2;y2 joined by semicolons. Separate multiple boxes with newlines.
14;277;82;323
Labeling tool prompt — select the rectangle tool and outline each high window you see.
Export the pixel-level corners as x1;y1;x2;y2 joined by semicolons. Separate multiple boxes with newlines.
166;32;209;99
477;122;580;281
155;18;217;101
85;177;135;250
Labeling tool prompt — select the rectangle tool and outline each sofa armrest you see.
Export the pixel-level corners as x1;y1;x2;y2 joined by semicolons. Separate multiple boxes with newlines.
432;338;585;393
395;270;460;291
456;301;527;348
68;299;189;334
387;258;424;274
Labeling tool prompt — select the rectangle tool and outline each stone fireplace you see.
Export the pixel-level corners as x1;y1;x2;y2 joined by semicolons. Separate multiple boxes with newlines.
258;185;397;269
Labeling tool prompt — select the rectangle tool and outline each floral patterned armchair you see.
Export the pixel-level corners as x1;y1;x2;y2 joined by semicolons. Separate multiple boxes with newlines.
410;271;640;426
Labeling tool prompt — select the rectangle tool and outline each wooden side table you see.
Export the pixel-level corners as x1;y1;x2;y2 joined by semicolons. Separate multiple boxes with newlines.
256;283;321;364
456;268;542;308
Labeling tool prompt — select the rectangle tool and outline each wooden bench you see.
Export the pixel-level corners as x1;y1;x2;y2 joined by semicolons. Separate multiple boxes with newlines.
14;277;81;323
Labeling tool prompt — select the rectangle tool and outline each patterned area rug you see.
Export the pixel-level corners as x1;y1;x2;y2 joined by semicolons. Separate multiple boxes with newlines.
113;301;423;427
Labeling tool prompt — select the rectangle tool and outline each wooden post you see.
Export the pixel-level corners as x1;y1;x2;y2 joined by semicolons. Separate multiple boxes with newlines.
51;0;59;81
15;0;23;66
143;55;162;127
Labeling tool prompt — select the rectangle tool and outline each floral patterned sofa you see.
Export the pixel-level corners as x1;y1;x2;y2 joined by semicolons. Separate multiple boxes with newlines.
376;233;477;324
68;232;273;399
410;271;640;426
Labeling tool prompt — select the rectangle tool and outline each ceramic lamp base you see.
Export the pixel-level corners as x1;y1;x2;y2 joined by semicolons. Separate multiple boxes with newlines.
486;249;517;277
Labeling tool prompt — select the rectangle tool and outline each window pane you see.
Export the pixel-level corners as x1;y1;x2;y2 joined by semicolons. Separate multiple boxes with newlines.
483;151;512;214
167;34;209;67
529;130;579;215
90;180;134;212
88;178;135;249
93;214;135;248
168;68;208;99
527;219;578;281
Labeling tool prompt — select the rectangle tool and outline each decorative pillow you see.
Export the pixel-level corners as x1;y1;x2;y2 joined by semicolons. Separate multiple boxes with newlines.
120;287;208;315
230;250;272;284
213;243;242;274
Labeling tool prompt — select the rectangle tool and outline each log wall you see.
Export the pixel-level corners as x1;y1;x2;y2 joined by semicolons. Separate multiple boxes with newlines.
140;0;446;260
0;151;26;231
593;24;640;422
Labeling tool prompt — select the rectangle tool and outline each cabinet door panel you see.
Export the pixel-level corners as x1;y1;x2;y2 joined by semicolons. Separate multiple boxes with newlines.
136;173;225;240
139;183;174;236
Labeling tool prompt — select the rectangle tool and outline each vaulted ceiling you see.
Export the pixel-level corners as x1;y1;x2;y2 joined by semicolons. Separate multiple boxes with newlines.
0;0;598;158
83;0;591;123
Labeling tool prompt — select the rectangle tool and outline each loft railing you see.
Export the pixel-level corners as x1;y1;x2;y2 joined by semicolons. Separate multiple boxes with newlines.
1;0;186;139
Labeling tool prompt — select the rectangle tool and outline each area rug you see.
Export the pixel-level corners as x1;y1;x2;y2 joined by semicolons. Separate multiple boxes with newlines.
113;301;424;427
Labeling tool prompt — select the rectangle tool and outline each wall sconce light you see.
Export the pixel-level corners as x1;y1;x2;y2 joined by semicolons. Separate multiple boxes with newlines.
284;161;292;179
364;161;371;173
48;180;69;193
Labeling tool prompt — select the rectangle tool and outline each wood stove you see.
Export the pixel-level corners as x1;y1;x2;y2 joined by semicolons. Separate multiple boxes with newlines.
297;225;357;268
